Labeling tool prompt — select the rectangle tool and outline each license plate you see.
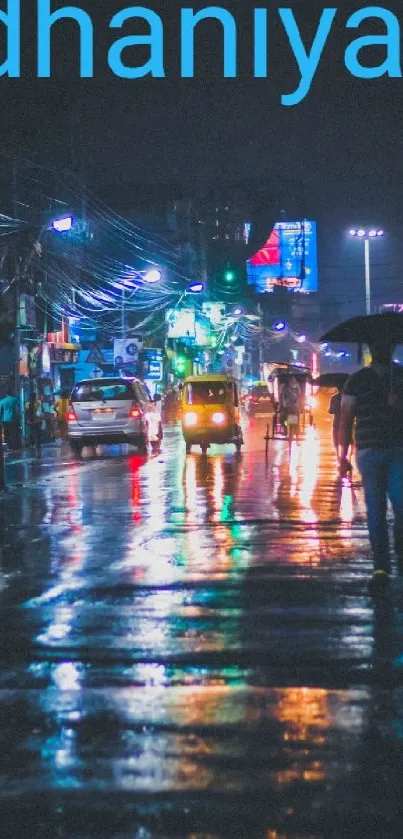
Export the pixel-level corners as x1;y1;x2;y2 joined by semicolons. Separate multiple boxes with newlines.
287;414;299;425
92;408;114;417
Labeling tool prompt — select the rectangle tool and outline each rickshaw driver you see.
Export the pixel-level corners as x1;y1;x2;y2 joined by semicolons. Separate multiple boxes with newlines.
279;375;303;434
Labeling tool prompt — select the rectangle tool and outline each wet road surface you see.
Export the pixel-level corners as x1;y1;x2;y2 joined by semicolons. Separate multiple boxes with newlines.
1;407;403;838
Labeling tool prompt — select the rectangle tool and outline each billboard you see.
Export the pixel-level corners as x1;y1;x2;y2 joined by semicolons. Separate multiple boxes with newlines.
166;308;195;340
194;316;211;347
20;345;28;377
41;343;51;374
247;220;318;294
20;294;37;328
380;304;403;313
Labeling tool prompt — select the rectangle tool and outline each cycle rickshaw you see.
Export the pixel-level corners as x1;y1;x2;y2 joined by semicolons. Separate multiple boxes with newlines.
266;365;315;443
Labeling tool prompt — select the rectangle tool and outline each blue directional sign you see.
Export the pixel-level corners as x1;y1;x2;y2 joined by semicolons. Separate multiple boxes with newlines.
140;348;164;381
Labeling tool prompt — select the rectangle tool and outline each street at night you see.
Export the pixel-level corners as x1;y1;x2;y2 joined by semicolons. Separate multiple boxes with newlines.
3;4;403;836
1;408;403;838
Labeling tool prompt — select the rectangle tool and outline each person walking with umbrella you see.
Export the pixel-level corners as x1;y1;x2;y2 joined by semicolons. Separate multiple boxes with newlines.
322;314;403;595
316;373;349;457
340;342;403;594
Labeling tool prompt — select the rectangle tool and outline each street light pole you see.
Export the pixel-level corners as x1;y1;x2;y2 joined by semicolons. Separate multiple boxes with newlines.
364;238;371;316
348;228;384;316
118;268;163;341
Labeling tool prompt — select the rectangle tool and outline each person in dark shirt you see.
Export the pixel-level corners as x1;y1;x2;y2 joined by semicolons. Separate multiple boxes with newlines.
339;341;403;594
0;388;19;449
26;390;43;454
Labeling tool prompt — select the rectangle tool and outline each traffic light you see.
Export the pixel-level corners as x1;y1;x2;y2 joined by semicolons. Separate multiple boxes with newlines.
224;268;236;283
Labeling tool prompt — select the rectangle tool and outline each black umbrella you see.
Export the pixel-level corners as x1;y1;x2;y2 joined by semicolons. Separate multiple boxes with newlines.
321;313;403;344
321;313;403;395
314;373;349;389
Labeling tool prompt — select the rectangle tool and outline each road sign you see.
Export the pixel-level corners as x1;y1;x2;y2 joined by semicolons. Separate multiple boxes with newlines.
113;338;142;366
144;361;163;381
86;345;105;367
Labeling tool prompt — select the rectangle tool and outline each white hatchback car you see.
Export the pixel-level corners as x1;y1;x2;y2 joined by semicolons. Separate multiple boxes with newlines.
67;377;162;456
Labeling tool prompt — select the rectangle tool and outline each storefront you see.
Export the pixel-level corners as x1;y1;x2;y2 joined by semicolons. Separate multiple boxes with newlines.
47;340;81;392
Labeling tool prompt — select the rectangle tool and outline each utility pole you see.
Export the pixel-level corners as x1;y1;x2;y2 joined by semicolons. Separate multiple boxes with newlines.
0;422;6;491
121;289;125;338
198;219;208;287
257;302;264;378
13;259;21;442
70;102;87;340
12;160;22;448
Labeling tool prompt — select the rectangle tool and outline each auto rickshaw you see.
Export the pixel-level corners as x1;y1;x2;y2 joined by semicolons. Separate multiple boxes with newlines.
267;365;315;440
181;374;244;454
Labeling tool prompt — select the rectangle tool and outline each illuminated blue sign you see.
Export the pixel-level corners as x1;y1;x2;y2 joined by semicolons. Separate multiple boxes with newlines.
140;348;164;381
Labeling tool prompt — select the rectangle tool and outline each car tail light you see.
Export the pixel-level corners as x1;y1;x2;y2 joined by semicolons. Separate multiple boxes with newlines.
130;406;141;419
67;406;76;423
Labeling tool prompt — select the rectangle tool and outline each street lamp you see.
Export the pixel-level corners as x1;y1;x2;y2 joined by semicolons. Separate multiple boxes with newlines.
348;228;385;315
143;268;162;284
50;215;74;233
119;267;163;336
186;281;204;294
173;281;205;308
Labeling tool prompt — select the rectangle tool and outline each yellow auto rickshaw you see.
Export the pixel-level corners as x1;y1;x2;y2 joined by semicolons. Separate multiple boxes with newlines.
181;374;244;454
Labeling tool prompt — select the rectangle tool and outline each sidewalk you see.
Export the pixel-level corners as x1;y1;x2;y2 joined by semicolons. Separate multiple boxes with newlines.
1;440;83;492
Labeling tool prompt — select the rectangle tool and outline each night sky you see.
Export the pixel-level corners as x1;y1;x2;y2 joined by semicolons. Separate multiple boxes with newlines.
1;1;403;311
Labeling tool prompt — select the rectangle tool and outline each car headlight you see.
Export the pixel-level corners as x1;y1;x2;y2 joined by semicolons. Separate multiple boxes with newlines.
184;412;198;427
212;412;226;425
